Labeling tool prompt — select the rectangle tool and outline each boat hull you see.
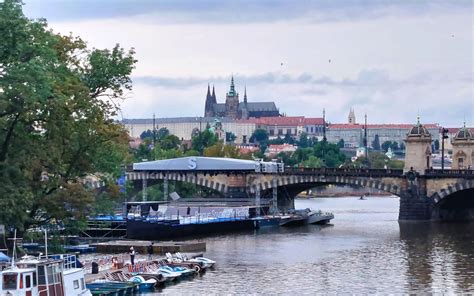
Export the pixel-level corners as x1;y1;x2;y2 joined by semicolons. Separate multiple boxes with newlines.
127;219;256;240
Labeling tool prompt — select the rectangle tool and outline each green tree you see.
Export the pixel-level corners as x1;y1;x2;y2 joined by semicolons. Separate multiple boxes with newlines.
158;134;181;150
381;141;391;152
225;132;236;143
301;155;324;168
372;134;381;150
140;129;154;140
434;139;440;151
250;129;269;145
0;0;136;233
298;132;309;148
157;128;170;141
191;129;218;155
337;139;345;148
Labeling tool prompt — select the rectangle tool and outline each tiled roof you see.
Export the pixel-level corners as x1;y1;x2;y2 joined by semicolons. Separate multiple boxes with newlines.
254;116;305;125
303;118;325;125
328;123;439;130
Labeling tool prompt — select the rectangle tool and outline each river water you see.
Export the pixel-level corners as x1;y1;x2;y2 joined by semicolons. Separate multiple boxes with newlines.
143;197;474;294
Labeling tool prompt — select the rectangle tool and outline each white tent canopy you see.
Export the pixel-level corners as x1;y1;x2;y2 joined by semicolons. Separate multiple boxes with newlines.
133;157;258;171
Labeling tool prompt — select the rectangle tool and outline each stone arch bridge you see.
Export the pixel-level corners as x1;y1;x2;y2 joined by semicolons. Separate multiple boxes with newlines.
126;157;474;221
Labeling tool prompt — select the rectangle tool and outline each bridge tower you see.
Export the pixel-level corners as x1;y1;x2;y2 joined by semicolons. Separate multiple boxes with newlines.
403;117;432;174
451;123;473;169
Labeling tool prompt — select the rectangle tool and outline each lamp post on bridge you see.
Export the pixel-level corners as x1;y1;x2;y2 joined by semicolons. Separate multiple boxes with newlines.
441;128;449;171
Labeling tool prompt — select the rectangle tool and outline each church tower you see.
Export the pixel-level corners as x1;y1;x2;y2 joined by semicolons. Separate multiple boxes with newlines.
241;86;249;119
403;116;432;174
225;76;240;119
204;84;215;117
348;108;356;124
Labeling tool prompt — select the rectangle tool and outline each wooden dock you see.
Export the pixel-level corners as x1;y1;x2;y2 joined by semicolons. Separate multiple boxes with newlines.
90;240;206;254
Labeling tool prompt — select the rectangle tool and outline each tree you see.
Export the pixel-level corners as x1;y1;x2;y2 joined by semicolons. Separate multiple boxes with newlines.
337;139;345;148
140;129;153;140
250;129;269;145
157;128;170;141
191;129;218;155
434;139;440;152
0;0;136;234
381;141;391;152
157;134;180;150
302;156;324;168
298;132;309;148
372;134;381;150
225;132;236;143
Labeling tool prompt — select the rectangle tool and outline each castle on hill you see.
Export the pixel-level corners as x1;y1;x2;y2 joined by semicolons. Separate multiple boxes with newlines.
204;76;280;120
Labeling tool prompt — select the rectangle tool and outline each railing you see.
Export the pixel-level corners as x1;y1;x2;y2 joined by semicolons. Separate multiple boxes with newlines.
425;169;474;178
283;167;404;177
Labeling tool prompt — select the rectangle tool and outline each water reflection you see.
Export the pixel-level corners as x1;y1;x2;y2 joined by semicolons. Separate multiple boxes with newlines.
400;222;474;293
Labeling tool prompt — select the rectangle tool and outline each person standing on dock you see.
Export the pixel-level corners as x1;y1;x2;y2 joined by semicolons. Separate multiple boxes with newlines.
129;246;136;266
147;242;154;261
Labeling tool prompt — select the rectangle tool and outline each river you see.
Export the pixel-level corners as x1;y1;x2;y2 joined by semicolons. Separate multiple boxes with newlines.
142;196;474;294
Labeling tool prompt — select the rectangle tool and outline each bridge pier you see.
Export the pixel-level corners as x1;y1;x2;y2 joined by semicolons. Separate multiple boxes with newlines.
398;194;432;220
398;177;432;221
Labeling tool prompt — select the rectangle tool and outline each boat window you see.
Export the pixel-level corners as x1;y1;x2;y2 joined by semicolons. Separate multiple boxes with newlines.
33;272;37;286
73;280;79;289
25;275;31;288
47;266;54;284
81;278;85;290
38;265;46;285
3;273;17;290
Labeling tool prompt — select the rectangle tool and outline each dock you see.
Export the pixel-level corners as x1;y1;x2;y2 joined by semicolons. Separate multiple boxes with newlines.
90;240;206;254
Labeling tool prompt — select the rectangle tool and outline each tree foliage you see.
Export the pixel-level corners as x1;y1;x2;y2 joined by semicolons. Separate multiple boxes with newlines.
372;134;381;150
0;0;136;232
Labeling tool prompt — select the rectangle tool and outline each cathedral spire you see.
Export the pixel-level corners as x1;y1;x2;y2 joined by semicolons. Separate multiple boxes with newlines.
211;85;216;103
228;75;236;96
244;86;247;104
207;84;211;97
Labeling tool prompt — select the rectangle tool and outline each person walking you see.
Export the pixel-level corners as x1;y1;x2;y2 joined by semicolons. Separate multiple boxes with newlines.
147;242;154;261
129;246;136;266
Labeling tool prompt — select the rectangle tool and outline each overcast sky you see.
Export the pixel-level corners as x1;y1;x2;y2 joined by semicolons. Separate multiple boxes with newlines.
23;0;473;127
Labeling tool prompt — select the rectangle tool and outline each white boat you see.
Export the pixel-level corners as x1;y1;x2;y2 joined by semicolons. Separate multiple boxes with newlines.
175;253;216;269
306;210;334;225
1;254;91;296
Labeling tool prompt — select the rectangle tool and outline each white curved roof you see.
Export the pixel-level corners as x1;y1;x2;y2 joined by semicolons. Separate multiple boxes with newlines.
133;157;258;171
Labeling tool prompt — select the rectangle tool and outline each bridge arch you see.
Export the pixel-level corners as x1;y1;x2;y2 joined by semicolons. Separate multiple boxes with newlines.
431;179;474;204
250;175;402;197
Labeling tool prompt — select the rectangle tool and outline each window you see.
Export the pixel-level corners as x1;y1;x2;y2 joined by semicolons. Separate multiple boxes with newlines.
242;135;247;144
25;275;31;288
74;280;79;289
269;129;274;136
38;266;46;285
286;129;291;135
3;273;17;290
311;127;314;133
278;129;283;135
33;272;37;286
81;278;85;290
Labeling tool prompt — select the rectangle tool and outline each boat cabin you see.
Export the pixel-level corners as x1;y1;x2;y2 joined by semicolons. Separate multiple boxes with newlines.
1;254;89;296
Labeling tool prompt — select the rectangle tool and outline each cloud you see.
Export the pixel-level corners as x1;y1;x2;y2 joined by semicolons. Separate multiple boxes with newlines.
23;0;471;24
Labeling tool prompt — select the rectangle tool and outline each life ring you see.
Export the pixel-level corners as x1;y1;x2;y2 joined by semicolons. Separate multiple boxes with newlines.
193;265;201;273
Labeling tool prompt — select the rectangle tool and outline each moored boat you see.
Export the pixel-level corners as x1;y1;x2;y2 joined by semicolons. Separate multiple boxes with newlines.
1;254;92;296
306;211;334;224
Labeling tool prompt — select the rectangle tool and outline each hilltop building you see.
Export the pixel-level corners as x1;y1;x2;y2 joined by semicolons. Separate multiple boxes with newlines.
204;76;280;120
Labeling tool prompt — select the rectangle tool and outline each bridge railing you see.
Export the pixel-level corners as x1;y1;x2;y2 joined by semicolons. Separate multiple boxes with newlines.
284;167;404;177
425;169;474;178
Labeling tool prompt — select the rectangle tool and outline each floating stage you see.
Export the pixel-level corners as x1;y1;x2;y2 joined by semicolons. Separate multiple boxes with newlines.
90;240;206;254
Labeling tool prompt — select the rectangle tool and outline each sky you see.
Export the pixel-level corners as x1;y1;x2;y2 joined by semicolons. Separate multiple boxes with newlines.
22;0;473;127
